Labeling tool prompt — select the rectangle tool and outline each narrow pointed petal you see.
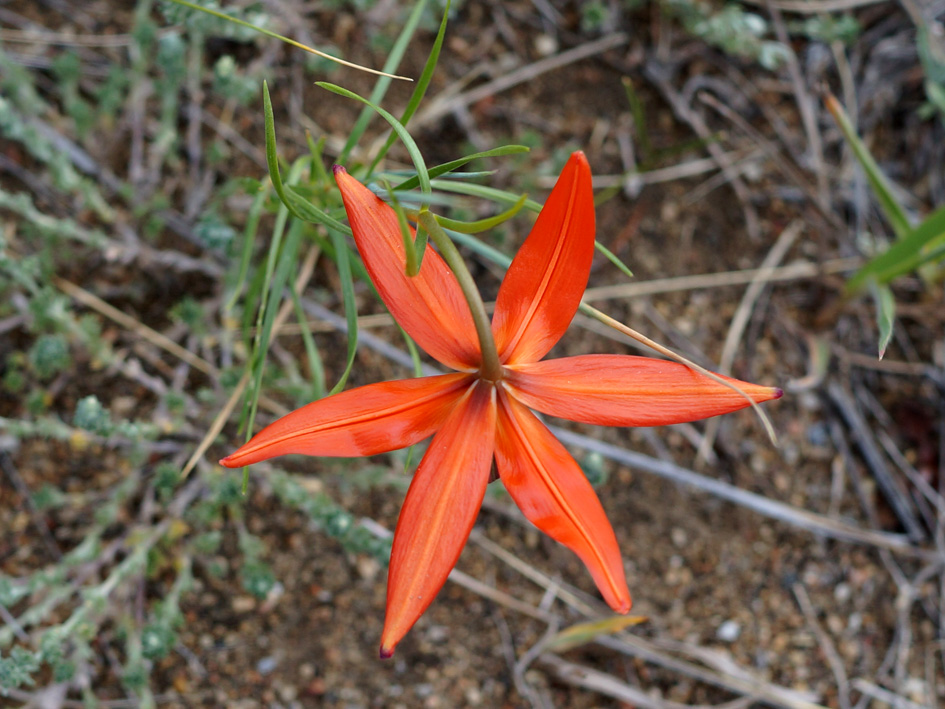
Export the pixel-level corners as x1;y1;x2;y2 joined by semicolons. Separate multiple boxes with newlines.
334;166;480;370
506;355;783;427
220;374;471;467
492;152;595;365
495;389;631;612
380;381;497;657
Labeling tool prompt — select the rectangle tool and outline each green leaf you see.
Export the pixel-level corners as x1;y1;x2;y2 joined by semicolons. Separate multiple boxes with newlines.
318;82;432;203
382;180;420;276
290;284;325;400
846;203;945;293
446;228;512;269
337;0;428;162
870;282;896;360
242;164;305;442
327;228;359;395
430;179;543;213
544;615;647;653
224;181;269;314
367;0;452;174
394;145;530;192
262;81;351;234
593;240;634;281
434;193;528;233
825;94;911;239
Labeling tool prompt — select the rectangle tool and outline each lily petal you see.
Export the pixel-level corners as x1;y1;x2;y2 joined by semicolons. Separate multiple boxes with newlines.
381;381;497;658
335;166;481;370
220;374;471;467
495;389;631;612
505;355;783;427
492;152;595;365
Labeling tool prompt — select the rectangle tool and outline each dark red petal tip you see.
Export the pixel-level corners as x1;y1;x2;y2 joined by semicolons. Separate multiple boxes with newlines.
379;646;394;660
332;164;346;175
772;387;784;399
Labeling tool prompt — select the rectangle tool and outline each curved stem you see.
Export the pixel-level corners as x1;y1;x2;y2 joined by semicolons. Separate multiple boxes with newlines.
417;209;502;381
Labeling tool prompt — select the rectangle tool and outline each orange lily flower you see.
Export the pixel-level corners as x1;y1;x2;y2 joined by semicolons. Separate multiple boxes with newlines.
221;152;781;657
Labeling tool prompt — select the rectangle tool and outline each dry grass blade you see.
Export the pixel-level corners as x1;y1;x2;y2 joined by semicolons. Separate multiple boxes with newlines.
695;220;802;462
549;426;929;557
182;244;321;478
581;257;861;302
826;382;926;541
742;0;888;11
592;635;825;709
54;277;218;377
793;584;852;709
539;654;763;709
579;303;780;446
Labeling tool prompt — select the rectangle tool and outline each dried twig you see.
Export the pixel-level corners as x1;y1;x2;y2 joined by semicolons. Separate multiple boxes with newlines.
793;584;852;709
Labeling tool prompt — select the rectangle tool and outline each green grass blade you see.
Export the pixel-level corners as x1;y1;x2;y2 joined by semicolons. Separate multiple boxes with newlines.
284;186;351;233
163;0;409;80
382;181;419;276
263;82;352;234
243;173;305;436
430;179;543;213
289;284;326;400
869;282;896;359
338;0;428;163
825;94;911;239
224;181;269;314
434;193;528;233
327;228;359;395
306;132;330;186
622;76;652;164
593;240;634;280
318;80;432;269
367;0;451;175
445;228;512;269
318;82;432;199
394;146;530;192
846;203;945;293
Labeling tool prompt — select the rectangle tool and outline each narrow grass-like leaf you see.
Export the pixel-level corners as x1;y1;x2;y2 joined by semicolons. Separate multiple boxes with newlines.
593;240;634;281
431;179;543;213
338;0;428;163
544;615;647;653
825;93;911;239
413;222;429;271
164;0;409;80
846;203;945;293
284;186;351;234
327;228;358;395
394;146;530;192
306;132;330;186
870;282;896;359
318;82;431;202
263;82;351;234
445;228;512;269
368;0;452;175
224;182;269;314
622;76;652;164
243;172;305;436
289;285;326;400
399;326;424;378
434;193;528;233
383;181;420;276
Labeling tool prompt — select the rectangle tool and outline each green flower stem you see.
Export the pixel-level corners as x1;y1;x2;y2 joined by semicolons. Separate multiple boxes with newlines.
417;209;502;381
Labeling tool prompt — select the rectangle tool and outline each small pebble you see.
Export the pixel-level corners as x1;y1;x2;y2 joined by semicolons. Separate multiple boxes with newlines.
716;620;742;642
256;656;278;675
